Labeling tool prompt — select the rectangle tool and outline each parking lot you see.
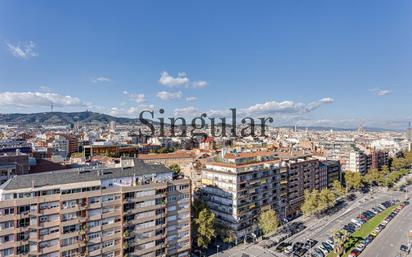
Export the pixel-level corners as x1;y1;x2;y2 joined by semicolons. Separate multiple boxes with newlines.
212;185;410;257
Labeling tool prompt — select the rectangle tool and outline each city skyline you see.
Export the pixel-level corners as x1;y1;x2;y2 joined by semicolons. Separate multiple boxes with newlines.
1;1;412;129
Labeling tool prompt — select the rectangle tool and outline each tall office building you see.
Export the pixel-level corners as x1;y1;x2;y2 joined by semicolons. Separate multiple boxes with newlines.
0;160;191;257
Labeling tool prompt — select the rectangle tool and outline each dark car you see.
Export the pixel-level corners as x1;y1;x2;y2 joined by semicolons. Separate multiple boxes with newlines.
293;242;304;251
400;245;409;252
293;247;308;257
350;249;361;256
322;242;333;252
276;242;292;252
306;239;318;248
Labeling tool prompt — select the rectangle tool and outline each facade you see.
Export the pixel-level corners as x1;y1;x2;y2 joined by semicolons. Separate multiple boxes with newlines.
138;152;195;176
0;160;191;257
0;164;16;185
84;145;139;158
0;152;30;176
321;160;342;185
348;151;368;174
0;140;32;155
199;151;326;241
369;150;389;170
49;135;69;159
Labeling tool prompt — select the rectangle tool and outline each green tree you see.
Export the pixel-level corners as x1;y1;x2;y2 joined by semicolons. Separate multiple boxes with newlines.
363;168;381;186
331;180;346;198
192;199;208;218
344;172;362;191
195;208;216;249
258;208;279;235
168;164;182;176
216;222;236;244
332;229;349;255
392;157;408;170
301;189;319;216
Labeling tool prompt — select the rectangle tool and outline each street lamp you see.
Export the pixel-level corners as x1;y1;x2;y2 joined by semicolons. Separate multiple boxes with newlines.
216;245;220;255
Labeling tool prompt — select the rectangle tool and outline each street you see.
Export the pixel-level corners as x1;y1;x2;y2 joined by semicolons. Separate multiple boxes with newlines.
210;183;411;257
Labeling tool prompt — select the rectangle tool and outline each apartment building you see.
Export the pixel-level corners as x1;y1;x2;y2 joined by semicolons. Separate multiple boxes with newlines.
0;160;191;257
0;152;30;175
369;150;389;170
199;151;326;241
320;160;342;185
348;150;368;174
138;152;195;175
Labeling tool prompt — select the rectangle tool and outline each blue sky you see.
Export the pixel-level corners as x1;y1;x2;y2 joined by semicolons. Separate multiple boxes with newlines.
0;0;411;129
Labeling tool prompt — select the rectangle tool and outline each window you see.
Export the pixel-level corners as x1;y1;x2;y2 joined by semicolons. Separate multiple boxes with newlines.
88;233;100;239
3;208;14;215
167;215;177;222
2;235;12;242
102;240;114;249
167;206;176;212
2;248;13;257
18;205;30;214
179;185;189;190
2;221;13;229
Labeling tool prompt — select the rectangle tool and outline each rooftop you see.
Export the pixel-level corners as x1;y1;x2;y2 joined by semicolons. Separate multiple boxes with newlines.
1;160;171;191
138;152;194;160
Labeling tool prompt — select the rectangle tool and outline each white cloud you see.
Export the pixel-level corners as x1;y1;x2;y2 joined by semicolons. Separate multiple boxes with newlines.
168;97;334;119
185;96;197;101
369;88;391;96
98;105;154;117
174;107;199;116
0;92;85;108
6;41;38;59
39;86;54;93
123;91;145;103
243;97;334;115
158;71;207;89
192;80;208;88
91;76;112;83
156;91;182;101
159;71;189;87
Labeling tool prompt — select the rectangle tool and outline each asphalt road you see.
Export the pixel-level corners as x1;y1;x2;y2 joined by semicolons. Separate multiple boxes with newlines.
361;195;412;257
210;183;411;257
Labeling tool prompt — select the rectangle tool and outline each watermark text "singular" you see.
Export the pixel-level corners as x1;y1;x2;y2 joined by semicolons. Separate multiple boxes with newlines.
138;108;274;139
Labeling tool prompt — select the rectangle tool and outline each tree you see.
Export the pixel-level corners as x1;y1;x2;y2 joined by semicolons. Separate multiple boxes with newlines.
216;222;236;244
363;168;381;186
332;229;349;255
331;180;346;198
392;157;408;170
195;208;216;249
192;199;208;218
344;172;362;191
258;208;279;235
301;189;319;216
169;164;182;177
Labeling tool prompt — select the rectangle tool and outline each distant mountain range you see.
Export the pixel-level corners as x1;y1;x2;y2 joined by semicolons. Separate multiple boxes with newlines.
0;111;400;132
0;111;136;126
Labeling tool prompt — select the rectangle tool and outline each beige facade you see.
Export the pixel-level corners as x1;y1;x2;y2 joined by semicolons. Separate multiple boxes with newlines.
0;161;191;257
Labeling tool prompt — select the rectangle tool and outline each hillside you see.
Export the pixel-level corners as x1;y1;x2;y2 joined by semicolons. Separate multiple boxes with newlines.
0;111;136;125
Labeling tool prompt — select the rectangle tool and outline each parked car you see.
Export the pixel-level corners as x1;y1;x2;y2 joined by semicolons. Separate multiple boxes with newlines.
321;242;333;252
284;245;294;254
306;239;318;248
318;245;329;255
313;248;325;257
276;242;292;252
349;248;361;257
